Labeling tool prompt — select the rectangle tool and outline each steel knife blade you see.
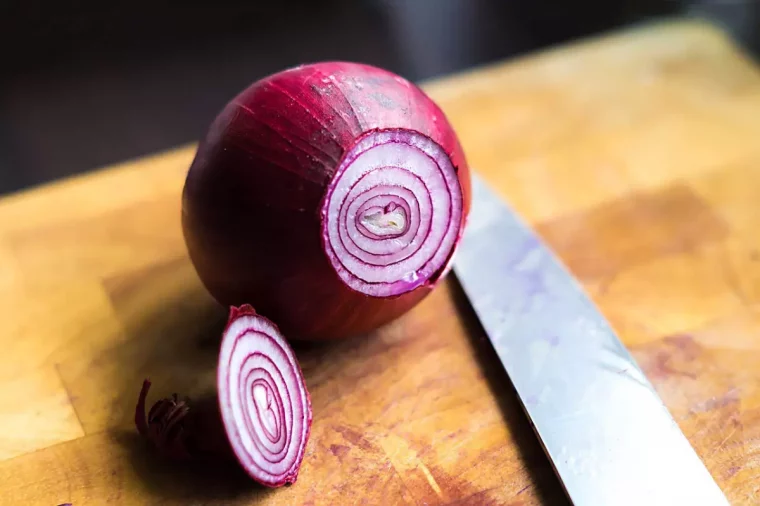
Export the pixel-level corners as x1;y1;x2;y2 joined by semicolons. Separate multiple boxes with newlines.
452;174;729;506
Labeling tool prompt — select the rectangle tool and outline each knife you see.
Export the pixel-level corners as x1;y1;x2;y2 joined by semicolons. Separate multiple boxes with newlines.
452;174;730;505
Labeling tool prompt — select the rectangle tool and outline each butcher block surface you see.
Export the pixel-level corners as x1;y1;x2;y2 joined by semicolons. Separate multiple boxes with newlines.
2;18;760;505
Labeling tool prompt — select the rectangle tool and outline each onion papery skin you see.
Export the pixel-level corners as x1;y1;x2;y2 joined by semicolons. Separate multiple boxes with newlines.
182;61;471;340
218;305;312;487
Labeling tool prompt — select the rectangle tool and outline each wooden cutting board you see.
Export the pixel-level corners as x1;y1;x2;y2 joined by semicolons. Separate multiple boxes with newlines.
2;18;760;505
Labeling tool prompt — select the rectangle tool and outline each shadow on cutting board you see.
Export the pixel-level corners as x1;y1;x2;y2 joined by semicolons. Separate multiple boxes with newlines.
446;278;572;506
97;257;394;502
96;258;271;502
113;430;275;502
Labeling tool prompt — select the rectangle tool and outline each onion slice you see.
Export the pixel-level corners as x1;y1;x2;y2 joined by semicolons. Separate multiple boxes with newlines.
217;304;312;487
135;305;312;488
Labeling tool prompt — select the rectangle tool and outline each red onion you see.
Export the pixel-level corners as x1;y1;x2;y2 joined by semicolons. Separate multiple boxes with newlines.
135;305;312;488
182;62;471;340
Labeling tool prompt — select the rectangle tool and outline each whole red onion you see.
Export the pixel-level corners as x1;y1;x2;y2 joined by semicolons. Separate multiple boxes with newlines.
182;62;471;340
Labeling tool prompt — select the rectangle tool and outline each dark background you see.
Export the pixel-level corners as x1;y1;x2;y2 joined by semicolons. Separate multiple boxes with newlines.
1;0;758;196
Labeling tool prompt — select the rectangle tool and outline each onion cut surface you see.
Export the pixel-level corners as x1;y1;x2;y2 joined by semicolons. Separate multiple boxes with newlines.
218;305;312;487
182;61;471;340
321;129;463;297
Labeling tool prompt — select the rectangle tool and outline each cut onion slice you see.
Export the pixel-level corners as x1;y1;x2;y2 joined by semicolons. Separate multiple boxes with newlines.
217;304;312;487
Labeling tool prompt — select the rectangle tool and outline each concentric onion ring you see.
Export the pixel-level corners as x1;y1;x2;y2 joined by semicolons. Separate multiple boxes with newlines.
321;129;464;297
217;305;312;487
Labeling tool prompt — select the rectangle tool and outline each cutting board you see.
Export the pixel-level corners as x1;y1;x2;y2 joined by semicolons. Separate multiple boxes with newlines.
2;19;760;505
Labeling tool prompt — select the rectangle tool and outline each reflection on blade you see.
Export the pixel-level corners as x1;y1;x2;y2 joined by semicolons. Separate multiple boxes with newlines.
453;174;729;506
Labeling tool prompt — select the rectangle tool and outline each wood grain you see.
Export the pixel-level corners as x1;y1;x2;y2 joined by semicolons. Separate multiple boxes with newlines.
2;18;760;505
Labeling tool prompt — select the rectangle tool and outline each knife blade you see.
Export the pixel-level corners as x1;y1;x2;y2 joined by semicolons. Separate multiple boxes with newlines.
452;174;729;506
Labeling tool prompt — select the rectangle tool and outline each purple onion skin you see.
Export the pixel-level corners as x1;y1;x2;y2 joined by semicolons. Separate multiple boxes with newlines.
182;62;471;340
135;379;234;462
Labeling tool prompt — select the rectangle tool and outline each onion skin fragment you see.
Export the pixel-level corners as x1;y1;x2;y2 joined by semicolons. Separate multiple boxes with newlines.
182;61;471;341
135;379;233;462
135;305;312;488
